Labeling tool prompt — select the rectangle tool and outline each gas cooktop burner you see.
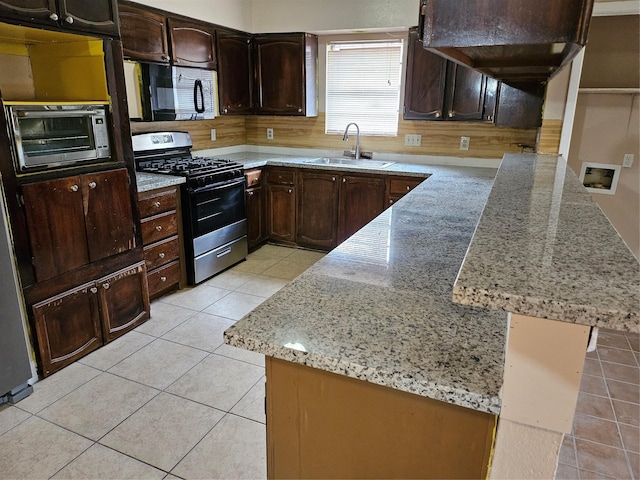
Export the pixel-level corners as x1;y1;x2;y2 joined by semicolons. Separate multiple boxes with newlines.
137;156;244;182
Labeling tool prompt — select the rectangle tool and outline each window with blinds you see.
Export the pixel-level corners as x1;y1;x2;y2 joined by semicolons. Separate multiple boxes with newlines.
325;40;403;136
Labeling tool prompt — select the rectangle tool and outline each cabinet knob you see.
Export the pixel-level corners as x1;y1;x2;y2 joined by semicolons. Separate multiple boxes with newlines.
223;108;228;113
297;108;302;113
154;201;161;207
160;276;167;282
332;177;336;182
406;185;410;191
252;178;259;184
435;111;441;118
159;252;166;259
88;181;97;189
448;111;454;118
65;15;74;24
248;191;254;196
90;287;98;294
103;282;110;290
175;59;180;64
70;184;79;192
155;225;163;231
287;189;292;194
389;199;394;205
49;13;59;21
161;55;169;61
342;178;346;183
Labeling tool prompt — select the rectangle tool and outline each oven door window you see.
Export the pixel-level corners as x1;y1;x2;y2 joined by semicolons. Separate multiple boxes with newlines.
18;116;95;158
191;179;246;237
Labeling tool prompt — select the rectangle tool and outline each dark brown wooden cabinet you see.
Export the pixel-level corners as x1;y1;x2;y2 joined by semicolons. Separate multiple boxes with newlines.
254;33;318;116
119;2;169;63
404;27;495;122
32;281;103;377
494;82;545;129
22;169;135;284
386;176;425;206
338;175;386;244
267;169;297;244
217;29;254;114
98;262;149;342
298;171;340;250
138;186;183;299
168;17;216;69
245;169;267;250
0;0;119;36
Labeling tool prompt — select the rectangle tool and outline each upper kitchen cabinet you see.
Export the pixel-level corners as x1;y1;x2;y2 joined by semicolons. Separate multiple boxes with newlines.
254;33;318;116
118;1;216;69
419;0;594;87
118;2;169;63
0;0;120;37
168;17;216;69
404;27;495;122
217;29;253;115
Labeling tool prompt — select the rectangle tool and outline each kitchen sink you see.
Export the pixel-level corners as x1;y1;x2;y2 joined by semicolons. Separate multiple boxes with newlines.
304;158;395;169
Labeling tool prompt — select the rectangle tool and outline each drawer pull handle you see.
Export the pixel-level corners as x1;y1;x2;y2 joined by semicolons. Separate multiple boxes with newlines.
154;201;161;207
216;248;232;258
160;276;167;282
103;282;110;290
88;181;97;189
155;225;162;232
159;252;166;259
70;184;79;192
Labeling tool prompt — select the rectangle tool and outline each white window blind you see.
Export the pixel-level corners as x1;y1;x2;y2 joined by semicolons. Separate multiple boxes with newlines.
325;40;403;136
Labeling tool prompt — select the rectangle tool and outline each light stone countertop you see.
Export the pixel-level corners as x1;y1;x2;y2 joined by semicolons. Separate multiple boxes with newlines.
135;172;186;193
225;164;508;414
453;154;640;333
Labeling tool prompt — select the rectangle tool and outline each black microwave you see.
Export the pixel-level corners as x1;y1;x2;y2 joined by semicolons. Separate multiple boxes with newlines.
5;103;112;172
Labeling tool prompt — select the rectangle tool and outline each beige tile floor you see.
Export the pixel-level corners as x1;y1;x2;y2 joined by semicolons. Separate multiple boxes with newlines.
1;243;637;479
0;244;324;480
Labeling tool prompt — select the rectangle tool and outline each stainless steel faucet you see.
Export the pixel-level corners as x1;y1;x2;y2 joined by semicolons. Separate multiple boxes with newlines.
342;123;360;160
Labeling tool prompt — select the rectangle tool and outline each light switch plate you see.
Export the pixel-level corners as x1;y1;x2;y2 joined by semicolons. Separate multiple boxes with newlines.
210;129;216;141
623;153;634;168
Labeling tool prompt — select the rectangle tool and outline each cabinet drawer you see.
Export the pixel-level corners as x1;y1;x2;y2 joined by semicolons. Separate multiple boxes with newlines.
141;211;178;244
147;261;181;298
389;177;423;195
138;189;178;218
245;169;263;187
143;235;180;271
268;168;295;185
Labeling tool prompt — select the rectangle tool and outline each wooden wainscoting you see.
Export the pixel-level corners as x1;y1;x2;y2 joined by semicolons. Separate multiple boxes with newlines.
537;119;563;154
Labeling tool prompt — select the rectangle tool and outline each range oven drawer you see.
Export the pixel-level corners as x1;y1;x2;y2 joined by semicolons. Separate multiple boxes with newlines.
193;236;248;284
141;211;178;244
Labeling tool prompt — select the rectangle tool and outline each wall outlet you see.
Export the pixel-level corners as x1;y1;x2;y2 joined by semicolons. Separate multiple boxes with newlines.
460;136;470;151
623;153;634;168
267;128;274;140
210;129;216;141
404;134;422;146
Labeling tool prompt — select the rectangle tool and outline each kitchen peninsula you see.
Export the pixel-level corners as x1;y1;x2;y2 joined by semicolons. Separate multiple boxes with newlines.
224;153;640;478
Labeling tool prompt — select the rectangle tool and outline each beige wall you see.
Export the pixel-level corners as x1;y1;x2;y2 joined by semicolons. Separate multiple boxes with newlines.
568;92;640;258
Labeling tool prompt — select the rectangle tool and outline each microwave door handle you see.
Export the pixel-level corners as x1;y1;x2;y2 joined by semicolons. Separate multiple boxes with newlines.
194;79;205;114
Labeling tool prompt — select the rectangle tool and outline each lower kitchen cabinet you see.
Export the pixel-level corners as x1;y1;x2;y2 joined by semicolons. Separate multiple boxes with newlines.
267;169;297;245
138;185;184;299
298;171;339;250
245;168;267;251
32;261;150;377
338;175;386;244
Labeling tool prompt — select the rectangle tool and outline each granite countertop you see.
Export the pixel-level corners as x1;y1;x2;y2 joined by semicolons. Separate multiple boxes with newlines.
225;165;508;414
135;172;186;192
453;154;640;333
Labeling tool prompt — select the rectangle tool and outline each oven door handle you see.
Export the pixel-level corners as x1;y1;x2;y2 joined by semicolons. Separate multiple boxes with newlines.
189;178;245;195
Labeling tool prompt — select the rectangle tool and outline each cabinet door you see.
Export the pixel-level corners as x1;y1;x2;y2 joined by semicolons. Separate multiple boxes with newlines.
246;186;266;250
268;184;296;244
58;0;119;36
255;34;305;115
0;0;57;27
217;30;253;114
298;171;339;250
494;82;545;128
22;176;90;283
445;63;487;121
168;18;216;69
404;27;447;120
32;282;102;377
98;262;150;342
119;3;169;63
338;176;386;244
82;169;135;263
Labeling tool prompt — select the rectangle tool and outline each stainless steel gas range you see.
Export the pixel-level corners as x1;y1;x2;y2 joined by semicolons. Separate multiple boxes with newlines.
132;132;247;285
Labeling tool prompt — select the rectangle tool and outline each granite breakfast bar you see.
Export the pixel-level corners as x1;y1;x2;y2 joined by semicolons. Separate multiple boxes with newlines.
224;153;639;478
